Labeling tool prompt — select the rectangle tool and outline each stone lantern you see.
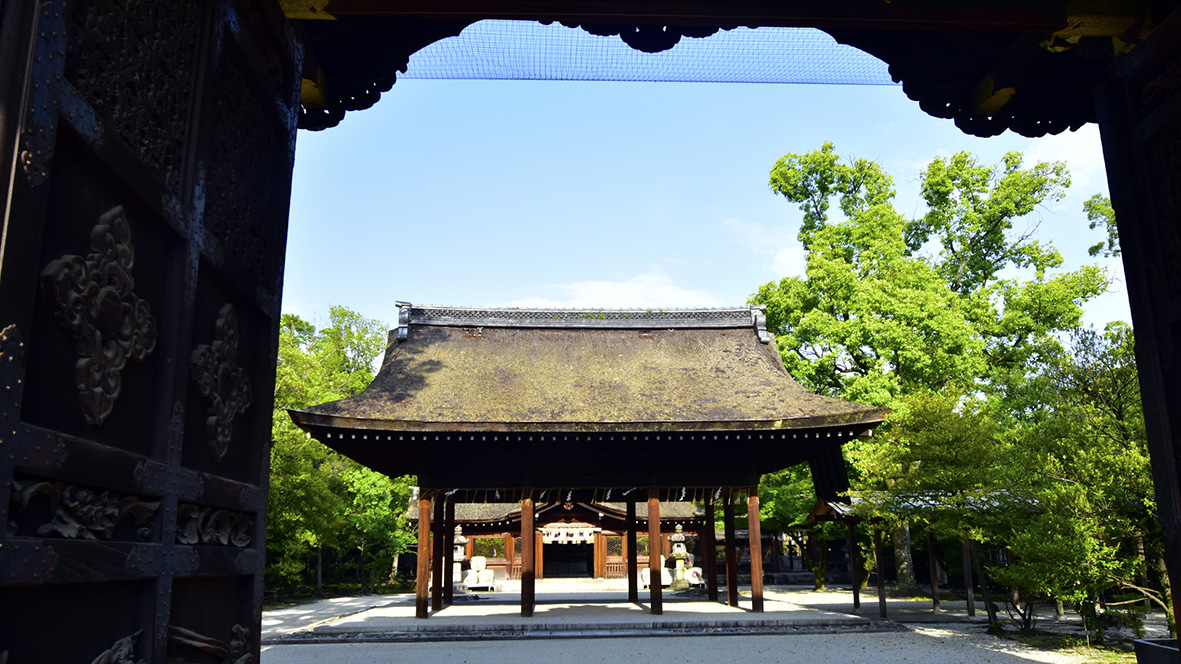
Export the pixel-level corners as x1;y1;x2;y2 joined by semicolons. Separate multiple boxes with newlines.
669;524;691;590
453;525;468;590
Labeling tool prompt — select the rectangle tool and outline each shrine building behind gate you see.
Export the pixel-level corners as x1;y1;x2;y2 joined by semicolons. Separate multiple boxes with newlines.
289;303;888;617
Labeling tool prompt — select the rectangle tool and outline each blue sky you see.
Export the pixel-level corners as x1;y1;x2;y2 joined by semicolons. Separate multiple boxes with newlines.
284;31;1125;332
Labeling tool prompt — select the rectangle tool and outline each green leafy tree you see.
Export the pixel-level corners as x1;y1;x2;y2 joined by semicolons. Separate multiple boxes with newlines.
267;307;416;595
1084;194;1119;258
760;465;847;590
987;323;1162;634
755;143;1107;595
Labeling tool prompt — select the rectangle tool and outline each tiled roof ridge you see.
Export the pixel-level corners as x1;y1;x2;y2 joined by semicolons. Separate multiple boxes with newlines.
394;302;771;342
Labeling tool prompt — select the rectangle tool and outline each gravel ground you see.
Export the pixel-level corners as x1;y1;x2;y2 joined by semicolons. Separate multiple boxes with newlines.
260;624;1101;663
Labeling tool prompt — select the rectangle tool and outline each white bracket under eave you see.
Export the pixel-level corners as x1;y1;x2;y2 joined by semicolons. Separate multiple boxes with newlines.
751;306;771;344
396;301;412;342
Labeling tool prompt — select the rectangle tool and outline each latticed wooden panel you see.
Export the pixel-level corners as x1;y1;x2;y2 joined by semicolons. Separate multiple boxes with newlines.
473;536;506;558
606;536;624;557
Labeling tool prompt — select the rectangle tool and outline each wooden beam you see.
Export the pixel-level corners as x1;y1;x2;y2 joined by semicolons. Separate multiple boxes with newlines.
847;521;860;612
416;494;431;618
521;492;535;617
443;496;455;606
927;530;940;612
747;485;764;612
704;491;718;602
627;500;639;603
648;488;662;615
431;495;445;612
292;0;1073;32
723;489;739;607
874;528;887;619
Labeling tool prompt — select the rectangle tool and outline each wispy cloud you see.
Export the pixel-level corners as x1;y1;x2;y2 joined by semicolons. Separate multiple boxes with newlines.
506;266;722;308
720;217;806;277
1025;124;1107;213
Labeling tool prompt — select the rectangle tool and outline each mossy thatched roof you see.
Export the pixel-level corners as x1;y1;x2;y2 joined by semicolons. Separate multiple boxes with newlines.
293;306;885;432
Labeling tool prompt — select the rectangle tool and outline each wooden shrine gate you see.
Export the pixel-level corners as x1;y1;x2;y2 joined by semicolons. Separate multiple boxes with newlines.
0;0;298;661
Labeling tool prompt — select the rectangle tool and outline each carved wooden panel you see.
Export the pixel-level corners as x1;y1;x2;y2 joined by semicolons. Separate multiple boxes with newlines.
0;0;298;661
64;0;202;194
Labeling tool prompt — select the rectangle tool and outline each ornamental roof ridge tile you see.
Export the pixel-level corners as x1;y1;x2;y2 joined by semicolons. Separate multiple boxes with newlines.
401;302;767;331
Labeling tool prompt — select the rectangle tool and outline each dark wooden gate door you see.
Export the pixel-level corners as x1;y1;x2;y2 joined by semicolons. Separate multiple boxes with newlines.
1095;9;1181;616
0;0;299;661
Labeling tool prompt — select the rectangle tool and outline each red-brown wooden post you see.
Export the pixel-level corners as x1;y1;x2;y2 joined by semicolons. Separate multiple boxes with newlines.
927;529;941;611
595;531;607;578
431;494;446;612
627;499;639;603
723;489;739;607
521;492;535;617
704;491;718;602
648;488;663;615
747;485;764;612
416;493;432;619
443;496;455;606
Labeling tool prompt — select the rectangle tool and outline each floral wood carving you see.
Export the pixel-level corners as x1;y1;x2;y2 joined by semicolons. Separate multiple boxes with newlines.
8;478;159;541
40;206;157;425
167;624;252;664
90;630;145;664
190;304;252;461
176;504;252;548
65;0;201;193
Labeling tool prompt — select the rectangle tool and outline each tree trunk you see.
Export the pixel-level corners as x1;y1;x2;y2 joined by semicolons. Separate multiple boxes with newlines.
892;522;919;595
359;538;369;594
1161;557;1176;637
969;542;999;628
807;533;827;591
315;547;324;598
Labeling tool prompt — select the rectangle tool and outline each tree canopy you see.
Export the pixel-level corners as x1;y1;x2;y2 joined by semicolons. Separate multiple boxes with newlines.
754;144;1159;633
267;306;415;595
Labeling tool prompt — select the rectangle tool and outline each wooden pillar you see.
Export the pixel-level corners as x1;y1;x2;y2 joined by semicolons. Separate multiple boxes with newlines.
648;488;663;615
874;528;888;619
1095;13;1181;614
723;489;739;607
627;500;639;603
704;491;719;602
747;485;764;612
535;531;544;579
847;521;860;612
521;492;535;617
443;497;455;606
962;536;975;617
416;494;431;619
431;495;445;612
927;530;941;612
594;531;607;578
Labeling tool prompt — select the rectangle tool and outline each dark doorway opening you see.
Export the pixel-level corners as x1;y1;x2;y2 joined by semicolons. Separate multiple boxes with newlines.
543;543;593;578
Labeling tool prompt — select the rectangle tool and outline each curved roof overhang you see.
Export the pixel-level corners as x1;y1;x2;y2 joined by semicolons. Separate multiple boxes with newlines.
285;0;1175;136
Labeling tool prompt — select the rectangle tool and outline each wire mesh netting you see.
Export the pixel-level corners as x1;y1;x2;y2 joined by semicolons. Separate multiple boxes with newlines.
402;20;896;85
606;536;623;557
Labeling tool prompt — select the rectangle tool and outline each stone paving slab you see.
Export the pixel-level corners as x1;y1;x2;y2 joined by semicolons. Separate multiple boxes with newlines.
262;588;890;643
